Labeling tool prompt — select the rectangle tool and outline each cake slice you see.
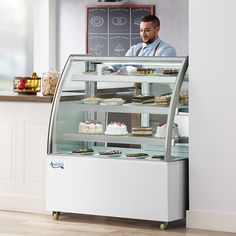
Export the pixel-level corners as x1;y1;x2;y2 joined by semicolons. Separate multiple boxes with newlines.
132;95;154;104
132;127;153;136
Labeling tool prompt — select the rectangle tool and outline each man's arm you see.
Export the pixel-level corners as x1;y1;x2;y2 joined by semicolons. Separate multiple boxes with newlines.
125;45;136;56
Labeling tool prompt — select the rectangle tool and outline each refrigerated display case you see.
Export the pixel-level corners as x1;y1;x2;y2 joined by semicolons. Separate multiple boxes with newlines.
46;55;189;228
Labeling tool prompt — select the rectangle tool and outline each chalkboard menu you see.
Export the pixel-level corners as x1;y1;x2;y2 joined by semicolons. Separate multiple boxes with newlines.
86;5;155;56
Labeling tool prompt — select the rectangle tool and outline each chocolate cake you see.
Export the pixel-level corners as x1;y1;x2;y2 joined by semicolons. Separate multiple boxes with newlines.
72;148;94;153
99;150;122;156
126;153;148;157
132;95;154;104
132;127;153;136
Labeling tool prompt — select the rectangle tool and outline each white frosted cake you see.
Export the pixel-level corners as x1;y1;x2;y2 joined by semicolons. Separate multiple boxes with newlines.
105;121;128;135
155;123;179;138
79;120;103;134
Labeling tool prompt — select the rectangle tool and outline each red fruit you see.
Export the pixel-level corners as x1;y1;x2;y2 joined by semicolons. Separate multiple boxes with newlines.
17;81;26;89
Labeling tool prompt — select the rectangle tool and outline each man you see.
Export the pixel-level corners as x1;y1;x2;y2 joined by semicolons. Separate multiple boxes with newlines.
126;15;176;127
126;15;176;57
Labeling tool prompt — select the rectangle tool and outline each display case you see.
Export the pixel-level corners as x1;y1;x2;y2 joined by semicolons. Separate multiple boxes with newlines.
46;55;189;228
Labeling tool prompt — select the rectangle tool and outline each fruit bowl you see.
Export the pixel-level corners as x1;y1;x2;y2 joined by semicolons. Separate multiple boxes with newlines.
13;77;41;94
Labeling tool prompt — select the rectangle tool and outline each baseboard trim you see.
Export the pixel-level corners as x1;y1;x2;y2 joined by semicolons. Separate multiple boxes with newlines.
187;210;236;233
0;194;49;214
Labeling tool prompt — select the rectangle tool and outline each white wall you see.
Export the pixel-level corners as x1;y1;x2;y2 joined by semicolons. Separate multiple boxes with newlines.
187;0;236;233
56;0;188;70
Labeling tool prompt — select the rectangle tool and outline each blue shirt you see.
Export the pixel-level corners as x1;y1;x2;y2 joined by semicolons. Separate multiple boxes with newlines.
125;38;176;57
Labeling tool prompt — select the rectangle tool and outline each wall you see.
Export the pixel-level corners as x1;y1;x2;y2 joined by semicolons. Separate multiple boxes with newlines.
56;0;188;70
187;0;236;233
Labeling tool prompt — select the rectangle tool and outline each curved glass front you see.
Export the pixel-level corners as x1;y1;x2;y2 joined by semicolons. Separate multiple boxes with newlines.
48;55;188;162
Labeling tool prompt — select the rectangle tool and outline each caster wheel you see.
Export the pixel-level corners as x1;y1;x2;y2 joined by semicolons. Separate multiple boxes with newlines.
52;211;60;220
160;223;168;230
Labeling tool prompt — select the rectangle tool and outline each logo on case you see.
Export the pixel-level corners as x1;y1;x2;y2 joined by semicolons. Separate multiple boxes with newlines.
49;161;64;169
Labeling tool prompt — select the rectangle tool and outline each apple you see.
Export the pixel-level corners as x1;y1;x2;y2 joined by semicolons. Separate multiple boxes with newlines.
17;80;26;89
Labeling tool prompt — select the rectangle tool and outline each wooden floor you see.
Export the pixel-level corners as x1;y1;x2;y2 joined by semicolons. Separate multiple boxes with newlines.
0;211;235;236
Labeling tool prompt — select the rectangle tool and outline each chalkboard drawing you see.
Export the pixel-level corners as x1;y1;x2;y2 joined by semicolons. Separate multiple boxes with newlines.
91;16;104;27
109;35;130;56
88;8;108;33
90;44;104;56
131;8;151;33
133;16;143;26
88;34;108;56
113;43;126;56
109;8;130;33
111;17;128;26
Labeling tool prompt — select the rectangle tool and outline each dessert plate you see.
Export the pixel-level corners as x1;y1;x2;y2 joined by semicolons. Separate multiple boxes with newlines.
100;101;125;105
126;155;149;159
83;100;100;105
78;152;95;155
126;153;149;159
124;103;156;106
107;153;122;157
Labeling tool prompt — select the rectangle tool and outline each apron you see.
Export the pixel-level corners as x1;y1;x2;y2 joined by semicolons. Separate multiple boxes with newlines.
135;42;161;56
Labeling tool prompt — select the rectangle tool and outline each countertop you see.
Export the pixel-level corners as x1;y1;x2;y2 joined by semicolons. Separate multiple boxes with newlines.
0;91;53;103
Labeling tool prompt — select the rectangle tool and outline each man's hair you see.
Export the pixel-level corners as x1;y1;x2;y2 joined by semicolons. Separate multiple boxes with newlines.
141;15;160;27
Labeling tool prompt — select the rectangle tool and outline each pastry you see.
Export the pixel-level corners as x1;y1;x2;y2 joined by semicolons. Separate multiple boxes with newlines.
155;95;171;105
132;95;154;104
155;123;179;138
136;68;155;74
81;96;103;103
99;150;122;155
163;69;179;75
104;121;128;135
72;148;94;153
126;153;148;157
79;120;103;134
151;155;164;160
132;127;152;136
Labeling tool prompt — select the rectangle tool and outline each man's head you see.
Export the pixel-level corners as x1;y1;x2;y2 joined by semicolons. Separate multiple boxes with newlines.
140;15;160;44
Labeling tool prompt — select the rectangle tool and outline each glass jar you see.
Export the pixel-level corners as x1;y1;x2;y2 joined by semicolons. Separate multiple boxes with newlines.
42;70;60;96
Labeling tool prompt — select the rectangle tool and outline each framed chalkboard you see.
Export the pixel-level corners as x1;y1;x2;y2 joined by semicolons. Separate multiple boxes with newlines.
86;5;155;56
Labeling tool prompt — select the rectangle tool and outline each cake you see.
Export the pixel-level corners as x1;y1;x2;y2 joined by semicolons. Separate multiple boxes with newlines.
151;155;164;160
99;150;122;156
104;121;128;135
126;153;148;157
132;95;154;104
155;95;171;105
136;68;155;74
78;120;103;134
102;98;125;105
155;123;179;138
72;148;94;153
163;69;179;75
179;92;189;105
81;96;103;104
132;127;152;136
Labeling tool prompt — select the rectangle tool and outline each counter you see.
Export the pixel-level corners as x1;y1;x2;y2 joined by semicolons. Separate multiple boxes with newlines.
0;91;53;103
0;91;52;214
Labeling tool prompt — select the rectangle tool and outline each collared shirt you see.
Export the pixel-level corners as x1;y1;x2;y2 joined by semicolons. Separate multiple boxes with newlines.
125;38;176;57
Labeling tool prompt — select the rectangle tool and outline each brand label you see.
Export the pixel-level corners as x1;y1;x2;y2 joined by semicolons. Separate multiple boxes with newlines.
49;161;64;169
